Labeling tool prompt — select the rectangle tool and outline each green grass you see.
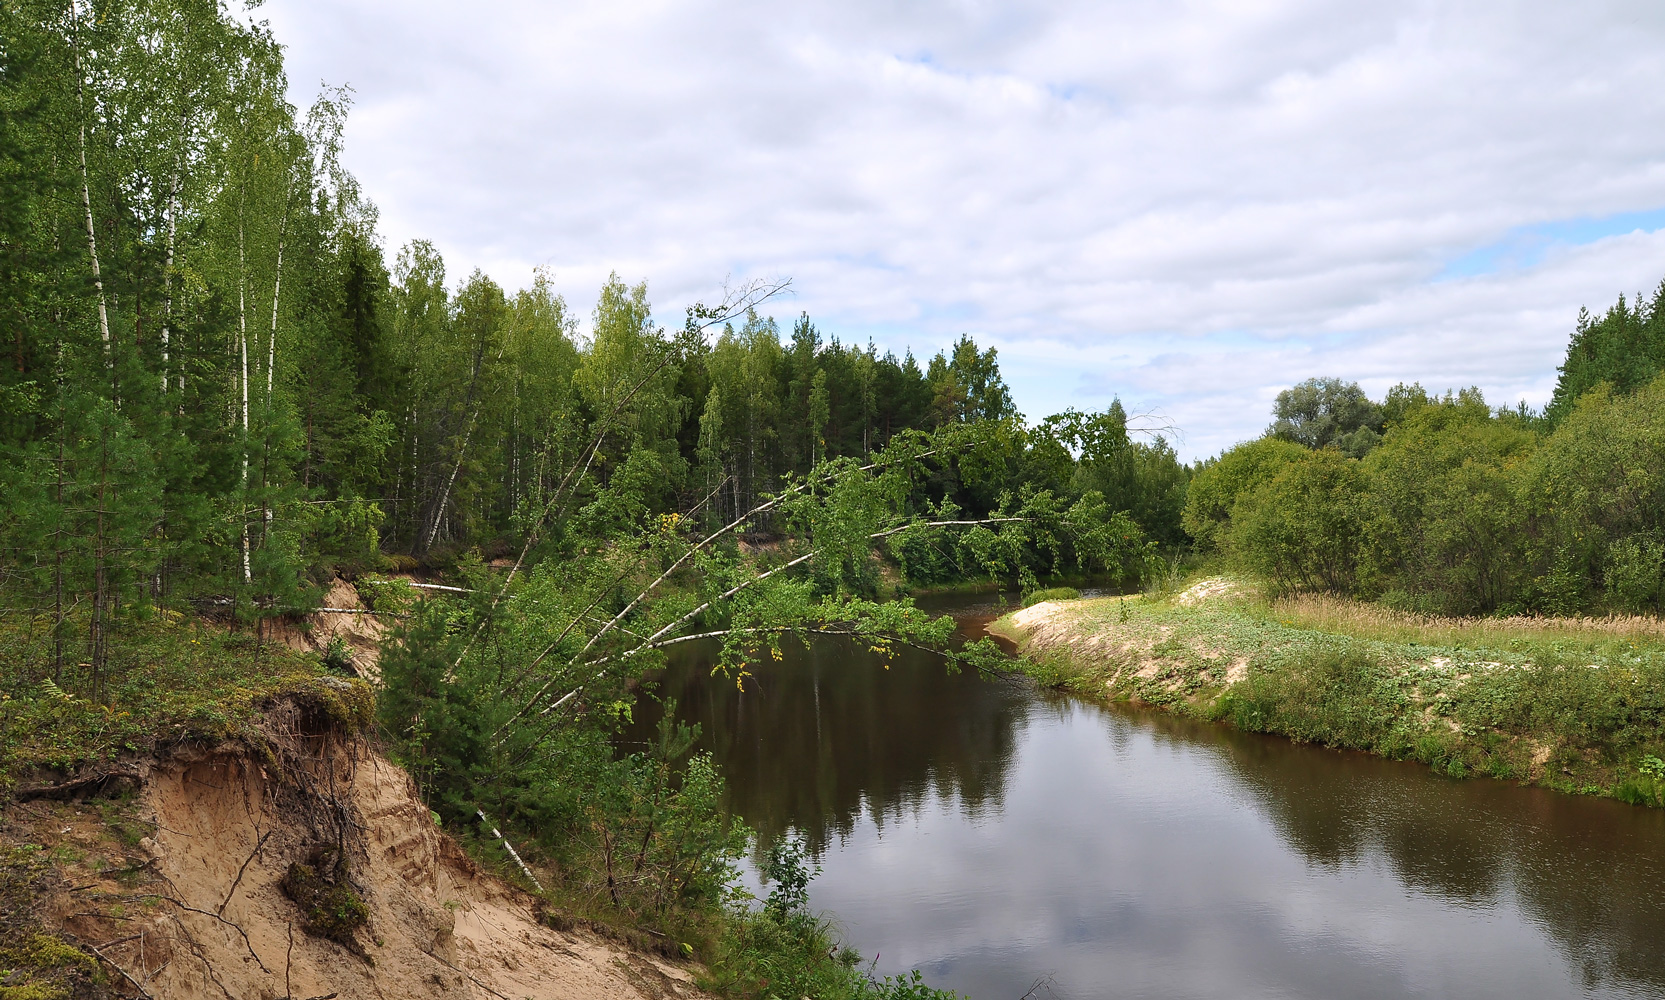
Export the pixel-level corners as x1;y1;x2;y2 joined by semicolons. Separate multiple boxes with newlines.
1025;587;1081;606
995;580;1665;803
0;610;352;793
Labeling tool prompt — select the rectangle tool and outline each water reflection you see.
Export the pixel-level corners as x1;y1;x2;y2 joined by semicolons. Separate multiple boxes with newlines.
624;601;1665;999
630;634;1028;851
1195;713;1665;991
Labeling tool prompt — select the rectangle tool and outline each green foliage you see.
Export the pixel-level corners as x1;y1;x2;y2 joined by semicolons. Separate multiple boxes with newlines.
0;613;325;791
704;834;960;1000
760;834;817;921
1026;587;1080;605
1038;403;1190;546
1605;533;1665;614
280;845;370;944
1229;449;1367;595
1357;390;1536;614
1221;345;1665;616
1182;437;1305;551
1268;377;1383;450
0;847;102;1000
1220;648;1409;752
1547;282;1665;425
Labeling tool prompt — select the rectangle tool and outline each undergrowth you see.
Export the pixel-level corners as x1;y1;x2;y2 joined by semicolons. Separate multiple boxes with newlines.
0;609;344;795
699;837;961;1000
0;846;104;1000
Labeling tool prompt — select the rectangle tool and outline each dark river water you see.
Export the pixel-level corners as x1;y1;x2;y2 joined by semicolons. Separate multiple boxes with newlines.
623;593;1665;1000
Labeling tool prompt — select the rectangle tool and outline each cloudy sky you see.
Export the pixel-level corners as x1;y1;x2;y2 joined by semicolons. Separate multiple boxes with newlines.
265;0;1665;460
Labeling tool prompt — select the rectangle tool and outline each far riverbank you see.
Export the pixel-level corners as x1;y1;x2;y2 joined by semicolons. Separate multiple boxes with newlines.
990;579;1665;807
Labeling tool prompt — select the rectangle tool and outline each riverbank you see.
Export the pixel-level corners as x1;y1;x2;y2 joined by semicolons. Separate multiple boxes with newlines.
0;603;958;1000
990;578;1665;806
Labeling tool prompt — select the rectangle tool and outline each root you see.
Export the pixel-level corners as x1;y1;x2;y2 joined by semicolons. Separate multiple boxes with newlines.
90;940;154;999
218;828;272;915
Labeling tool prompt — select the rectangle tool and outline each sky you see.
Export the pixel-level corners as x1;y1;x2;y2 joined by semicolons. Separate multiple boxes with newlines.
263;0;1665;461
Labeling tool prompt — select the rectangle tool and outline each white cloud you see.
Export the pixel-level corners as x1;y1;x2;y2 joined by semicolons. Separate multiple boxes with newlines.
265;0;1665;459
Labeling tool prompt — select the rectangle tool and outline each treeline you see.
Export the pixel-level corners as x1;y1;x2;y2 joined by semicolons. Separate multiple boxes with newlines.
0;0;1193;680
1188;283;1665;616
10;0;1657;694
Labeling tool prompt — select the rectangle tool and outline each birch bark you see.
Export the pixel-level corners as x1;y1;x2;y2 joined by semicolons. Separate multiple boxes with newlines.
70;2;111;357
162;170;177;394
263;184;290;542
238;181;250;585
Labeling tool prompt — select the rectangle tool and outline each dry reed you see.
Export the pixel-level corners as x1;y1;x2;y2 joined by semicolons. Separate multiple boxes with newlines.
1272;592;1665;649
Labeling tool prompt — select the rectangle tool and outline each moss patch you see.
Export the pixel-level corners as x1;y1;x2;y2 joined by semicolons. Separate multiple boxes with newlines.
0;849;102;1000
281;845;370;945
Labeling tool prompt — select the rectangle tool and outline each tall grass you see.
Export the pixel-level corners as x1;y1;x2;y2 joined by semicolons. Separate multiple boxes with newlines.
1274;592;1665;652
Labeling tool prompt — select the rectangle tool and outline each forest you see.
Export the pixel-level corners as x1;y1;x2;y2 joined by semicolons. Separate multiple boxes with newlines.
3;0;1665;996
0;3;1171;994
0;0;1185;649
1187;291;1665;617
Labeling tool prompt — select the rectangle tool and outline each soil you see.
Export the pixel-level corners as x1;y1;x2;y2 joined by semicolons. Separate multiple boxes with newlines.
3;698;709;1000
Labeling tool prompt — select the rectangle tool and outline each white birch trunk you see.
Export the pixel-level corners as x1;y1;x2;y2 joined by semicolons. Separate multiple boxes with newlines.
423;412;477;551
71;4;111;355
238;186;251;586
263;188;288;539
266;188;288;407
162;172;177;395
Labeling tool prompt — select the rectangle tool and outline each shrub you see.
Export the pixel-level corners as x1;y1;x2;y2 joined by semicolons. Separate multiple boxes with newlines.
1228;450;1367;595
1220;647;1407;752
1024;587;1080;606
1182;438;1307;551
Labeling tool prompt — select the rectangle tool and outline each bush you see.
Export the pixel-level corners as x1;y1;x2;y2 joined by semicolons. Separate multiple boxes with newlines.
1606;533;1665;614
1024;587;1080;606
1228;450;1367;595
1182;438;1306;551
704;834;961;1000
1219;647;1408;752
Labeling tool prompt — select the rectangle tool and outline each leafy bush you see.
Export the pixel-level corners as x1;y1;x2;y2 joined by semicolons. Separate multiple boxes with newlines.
1182;437;1306;551
1219;647;1408;752
1605;533;1665;615
1025;587;1080;606
704;834;961;1000
1228;450;1367;595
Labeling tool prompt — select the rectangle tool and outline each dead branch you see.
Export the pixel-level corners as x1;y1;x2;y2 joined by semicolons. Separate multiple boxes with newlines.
89;941;153;999
13;765;141;801
162;898;271;973
219;828;271;915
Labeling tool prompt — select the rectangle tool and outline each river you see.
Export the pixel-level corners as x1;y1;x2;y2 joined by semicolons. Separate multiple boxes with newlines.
622;593;1665;999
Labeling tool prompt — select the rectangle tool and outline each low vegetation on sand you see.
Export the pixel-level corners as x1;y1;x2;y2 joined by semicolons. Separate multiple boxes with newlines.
992;578;1665;806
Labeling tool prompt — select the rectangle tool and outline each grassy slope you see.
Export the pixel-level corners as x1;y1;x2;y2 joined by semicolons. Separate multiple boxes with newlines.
990;579;1665;805
0;614;356;795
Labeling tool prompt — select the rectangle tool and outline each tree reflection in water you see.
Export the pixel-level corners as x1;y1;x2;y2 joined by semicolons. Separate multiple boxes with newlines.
626;633;1029;853
622;606;1665;1000
1173;710;1665;992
